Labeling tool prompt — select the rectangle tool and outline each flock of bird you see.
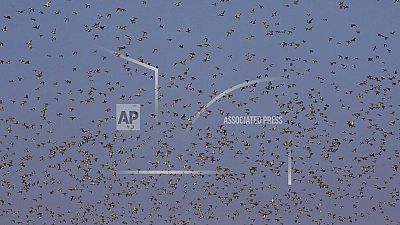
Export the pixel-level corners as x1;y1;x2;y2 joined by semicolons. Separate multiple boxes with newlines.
0;1;399;224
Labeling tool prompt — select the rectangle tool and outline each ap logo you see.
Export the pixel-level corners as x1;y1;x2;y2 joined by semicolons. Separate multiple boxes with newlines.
116;104;140;131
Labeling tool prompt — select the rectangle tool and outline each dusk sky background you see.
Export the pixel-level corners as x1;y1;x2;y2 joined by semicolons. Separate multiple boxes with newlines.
1;1;399;224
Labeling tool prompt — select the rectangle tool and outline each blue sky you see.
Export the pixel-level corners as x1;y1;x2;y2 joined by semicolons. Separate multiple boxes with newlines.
0;1;399;224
